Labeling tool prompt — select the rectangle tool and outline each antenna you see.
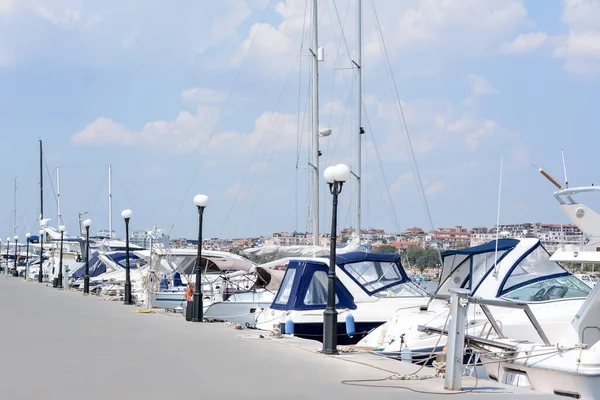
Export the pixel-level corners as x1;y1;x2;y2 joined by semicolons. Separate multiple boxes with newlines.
532;164;563;190
561;149;569;188
493;156;503;277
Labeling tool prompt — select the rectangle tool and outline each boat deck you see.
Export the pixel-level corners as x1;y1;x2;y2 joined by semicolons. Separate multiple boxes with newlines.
0;276;559;399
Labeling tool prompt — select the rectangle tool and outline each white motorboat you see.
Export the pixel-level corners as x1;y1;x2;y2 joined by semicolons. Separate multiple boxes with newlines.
254;252;428;345
358;238;591;362
478;276;600;399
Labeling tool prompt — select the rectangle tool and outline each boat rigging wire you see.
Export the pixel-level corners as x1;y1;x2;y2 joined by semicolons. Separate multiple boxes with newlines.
222;49;307;238
369;0;442;264
167;0;274;237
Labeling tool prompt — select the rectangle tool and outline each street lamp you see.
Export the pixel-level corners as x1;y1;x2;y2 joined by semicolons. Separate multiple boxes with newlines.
5;237;10;277
191;194;209;322
121;209;133;305
56;225;65;288
321;163;350;354
83;219;92;295
38;229;44;283
12;235;19;277
25;233;30;281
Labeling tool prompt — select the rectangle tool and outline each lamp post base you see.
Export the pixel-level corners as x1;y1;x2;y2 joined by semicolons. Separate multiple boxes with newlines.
83;277;89;295
123;282;133;305
322;308;338;354
191;292;203;322
12;269;18;277
57;273;63;289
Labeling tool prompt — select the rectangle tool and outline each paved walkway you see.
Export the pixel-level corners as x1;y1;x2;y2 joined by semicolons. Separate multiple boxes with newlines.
0;277;558;399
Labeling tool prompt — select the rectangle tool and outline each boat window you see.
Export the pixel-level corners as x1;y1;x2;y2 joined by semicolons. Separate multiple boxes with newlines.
503;275;591;302
273;268;296;306
343;261;404;293
502;246;566;294
462;250;508;292
374;281;427;298
303;270;338;305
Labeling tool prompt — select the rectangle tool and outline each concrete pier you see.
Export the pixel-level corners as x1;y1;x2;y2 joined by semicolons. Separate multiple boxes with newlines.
0;277;558;399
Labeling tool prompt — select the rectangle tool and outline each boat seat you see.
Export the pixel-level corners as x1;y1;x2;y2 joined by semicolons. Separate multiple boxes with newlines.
159;278;169;290
173;272;185;287
546;285;568;299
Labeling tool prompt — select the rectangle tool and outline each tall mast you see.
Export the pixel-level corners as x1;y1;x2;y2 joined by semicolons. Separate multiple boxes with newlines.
57;166;62;226
354;0;363;241
108;164;112;238
310;0;320;246
13;177;17;237
39;140;43;223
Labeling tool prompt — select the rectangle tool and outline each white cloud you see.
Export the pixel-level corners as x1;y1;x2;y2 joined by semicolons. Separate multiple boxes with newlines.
181;87;228;104
500;32;548;54
232;0;532;77
0;0;254;68
364;0;531;60
0;0;12;14
425;181;446;196
71;105;302;158
467;74;497;97
555;0;600;74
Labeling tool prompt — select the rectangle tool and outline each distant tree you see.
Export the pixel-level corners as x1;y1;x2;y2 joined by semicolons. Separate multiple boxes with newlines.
381;238;388;244
339;236;349;244
373;245;397;254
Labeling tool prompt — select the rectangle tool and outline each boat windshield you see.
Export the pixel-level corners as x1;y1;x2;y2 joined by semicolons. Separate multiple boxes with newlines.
502;275;591;302
342;260;420;296
501;246;568;295
273;268;296;306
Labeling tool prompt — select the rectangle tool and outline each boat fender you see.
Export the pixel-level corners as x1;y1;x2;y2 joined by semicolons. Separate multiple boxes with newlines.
345;314;355;337
285;318;294;336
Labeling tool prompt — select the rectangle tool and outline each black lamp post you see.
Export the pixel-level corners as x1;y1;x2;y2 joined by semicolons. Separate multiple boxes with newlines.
322;163;350;355
121;209;133;305
12;235;19;277
38;229;44;283
5;237;10;277
83;219;92;295
24;233;30;280
57;225;65;288
192;194;209;322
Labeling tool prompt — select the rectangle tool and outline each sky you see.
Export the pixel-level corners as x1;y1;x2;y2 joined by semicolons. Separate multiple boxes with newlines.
1;0;600;241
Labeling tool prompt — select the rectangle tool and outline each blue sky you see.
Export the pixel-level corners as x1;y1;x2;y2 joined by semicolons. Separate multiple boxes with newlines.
1;0;600;240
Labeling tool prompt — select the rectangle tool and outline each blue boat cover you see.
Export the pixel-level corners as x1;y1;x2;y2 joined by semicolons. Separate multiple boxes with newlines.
271;260;357;311
334;252;401;265
442;238;519;257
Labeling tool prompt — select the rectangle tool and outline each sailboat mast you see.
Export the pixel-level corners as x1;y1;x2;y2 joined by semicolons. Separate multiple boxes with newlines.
13;177;17;237
39;140;43;222
57;166;62;226
108;164;112;238
310;0;320;247
354;0;363;241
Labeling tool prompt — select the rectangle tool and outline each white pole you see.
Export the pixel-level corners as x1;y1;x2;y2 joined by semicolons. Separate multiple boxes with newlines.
108;165;113;239
57;167;62;226
310;0;320;247
354;0;363;242
13;177;17;237
561;149;569;188
493;156;503;276
445;288;469;391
